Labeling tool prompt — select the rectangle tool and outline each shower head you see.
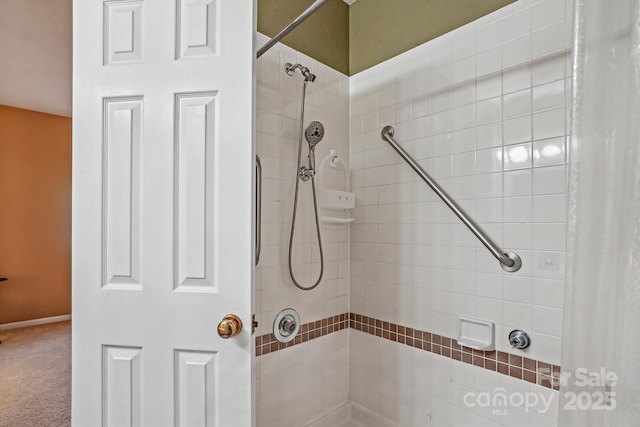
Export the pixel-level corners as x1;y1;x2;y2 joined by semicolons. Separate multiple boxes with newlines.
305;121;324;149
285;63;316;82
301;67;316;82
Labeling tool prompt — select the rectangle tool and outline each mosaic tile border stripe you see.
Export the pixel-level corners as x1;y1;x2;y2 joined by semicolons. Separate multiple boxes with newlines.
255;312;561;390
255;313;349;356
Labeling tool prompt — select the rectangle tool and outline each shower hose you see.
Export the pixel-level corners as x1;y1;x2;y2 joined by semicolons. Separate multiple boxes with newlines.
288;79;324;290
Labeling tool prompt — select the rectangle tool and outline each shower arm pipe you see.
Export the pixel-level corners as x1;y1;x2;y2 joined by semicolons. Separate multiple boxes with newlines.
256;0;329;58
381;126;522;273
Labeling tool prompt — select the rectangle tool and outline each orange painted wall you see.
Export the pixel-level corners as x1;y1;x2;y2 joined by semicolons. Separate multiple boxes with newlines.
0;105;71;324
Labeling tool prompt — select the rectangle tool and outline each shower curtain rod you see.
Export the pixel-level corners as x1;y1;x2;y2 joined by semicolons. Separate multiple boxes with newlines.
256;0;329;58
381;125;522;273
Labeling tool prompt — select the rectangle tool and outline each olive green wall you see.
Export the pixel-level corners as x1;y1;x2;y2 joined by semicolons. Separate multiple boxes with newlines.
257;0;515;76
349;0;515;75
257;0;350;75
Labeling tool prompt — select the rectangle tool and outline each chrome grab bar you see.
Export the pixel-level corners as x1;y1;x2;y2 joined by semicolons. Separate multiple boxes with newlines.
256;0;329;58
255;155;262;266
381;126;522;272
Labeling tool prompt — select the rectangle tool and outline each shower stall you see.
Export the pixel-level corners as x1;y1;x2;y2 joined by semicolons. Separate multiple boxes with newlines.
254;0;640;426
255;31;351;426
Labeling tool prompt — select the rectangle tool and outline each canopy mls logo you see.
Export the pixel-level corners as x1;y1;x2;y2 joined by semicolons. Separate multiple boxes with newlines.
463;387;555;416
462;368;618;416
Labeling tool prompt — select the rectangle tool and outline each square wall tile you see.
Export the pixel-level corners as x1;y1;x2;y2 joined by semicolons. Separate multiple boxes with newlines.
503;35;531;68
533;79;565;113
502;8;531;42
504;196;533;222
533;137;566;167
504;89;532;119
504;115;532;146
533;195;566;223
504;169;532;197
533;22;566;59
477;122;503;149
503;143;532;170
477;147;503;173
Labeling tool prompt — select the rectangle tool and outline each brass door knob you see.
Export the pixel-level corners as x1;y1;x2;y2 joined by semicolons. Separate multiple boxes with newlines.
218;314;243;339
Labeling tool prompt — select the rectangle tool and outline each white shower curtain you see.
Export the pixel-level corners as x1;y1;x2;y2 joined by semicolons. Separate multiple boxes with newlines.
560;0;640;426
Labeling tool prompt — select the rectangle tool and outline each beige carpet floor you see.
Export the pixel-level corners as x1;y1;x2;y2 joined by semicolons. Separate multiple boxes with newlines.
0;321;71;427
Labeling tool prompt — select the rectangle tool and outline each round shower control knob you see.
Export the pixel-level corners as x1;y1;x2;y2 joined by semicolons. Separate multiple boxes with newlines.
273;308;301;343
280;315;297;334
508;330;531;349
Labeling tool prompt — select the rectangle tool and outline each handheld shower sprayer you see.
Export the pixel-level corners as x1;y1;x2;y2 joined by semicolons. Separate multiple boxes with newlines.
305;121;324;149
304;121;324;173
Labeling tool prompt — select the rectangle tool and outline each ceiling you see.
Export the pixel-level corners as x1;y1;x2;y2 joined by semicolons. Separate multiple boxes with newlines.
0;0;72;117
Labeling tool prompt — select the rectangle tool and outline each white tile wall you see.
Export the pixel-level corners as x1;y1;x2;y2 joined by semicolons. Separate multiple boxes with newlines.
257;330;350;427
349;0;571;425
255;33;350;426
350;329;559;427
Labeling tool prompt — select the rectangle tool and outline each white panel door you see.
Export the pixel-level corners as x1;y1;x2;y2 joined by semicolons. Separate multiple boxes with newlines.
72;1;254;425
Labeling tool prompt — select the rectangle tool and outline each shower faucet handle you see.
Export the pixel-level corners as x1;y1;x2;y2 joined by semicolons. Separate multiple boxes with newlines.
508;330;531;349
280;316;297;334
274;309;301;343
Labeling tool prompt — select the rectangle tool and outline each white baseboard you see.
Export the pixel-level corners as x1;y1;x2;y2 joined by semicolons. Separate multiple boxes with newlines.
0;314;71;331
305;401;394;427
